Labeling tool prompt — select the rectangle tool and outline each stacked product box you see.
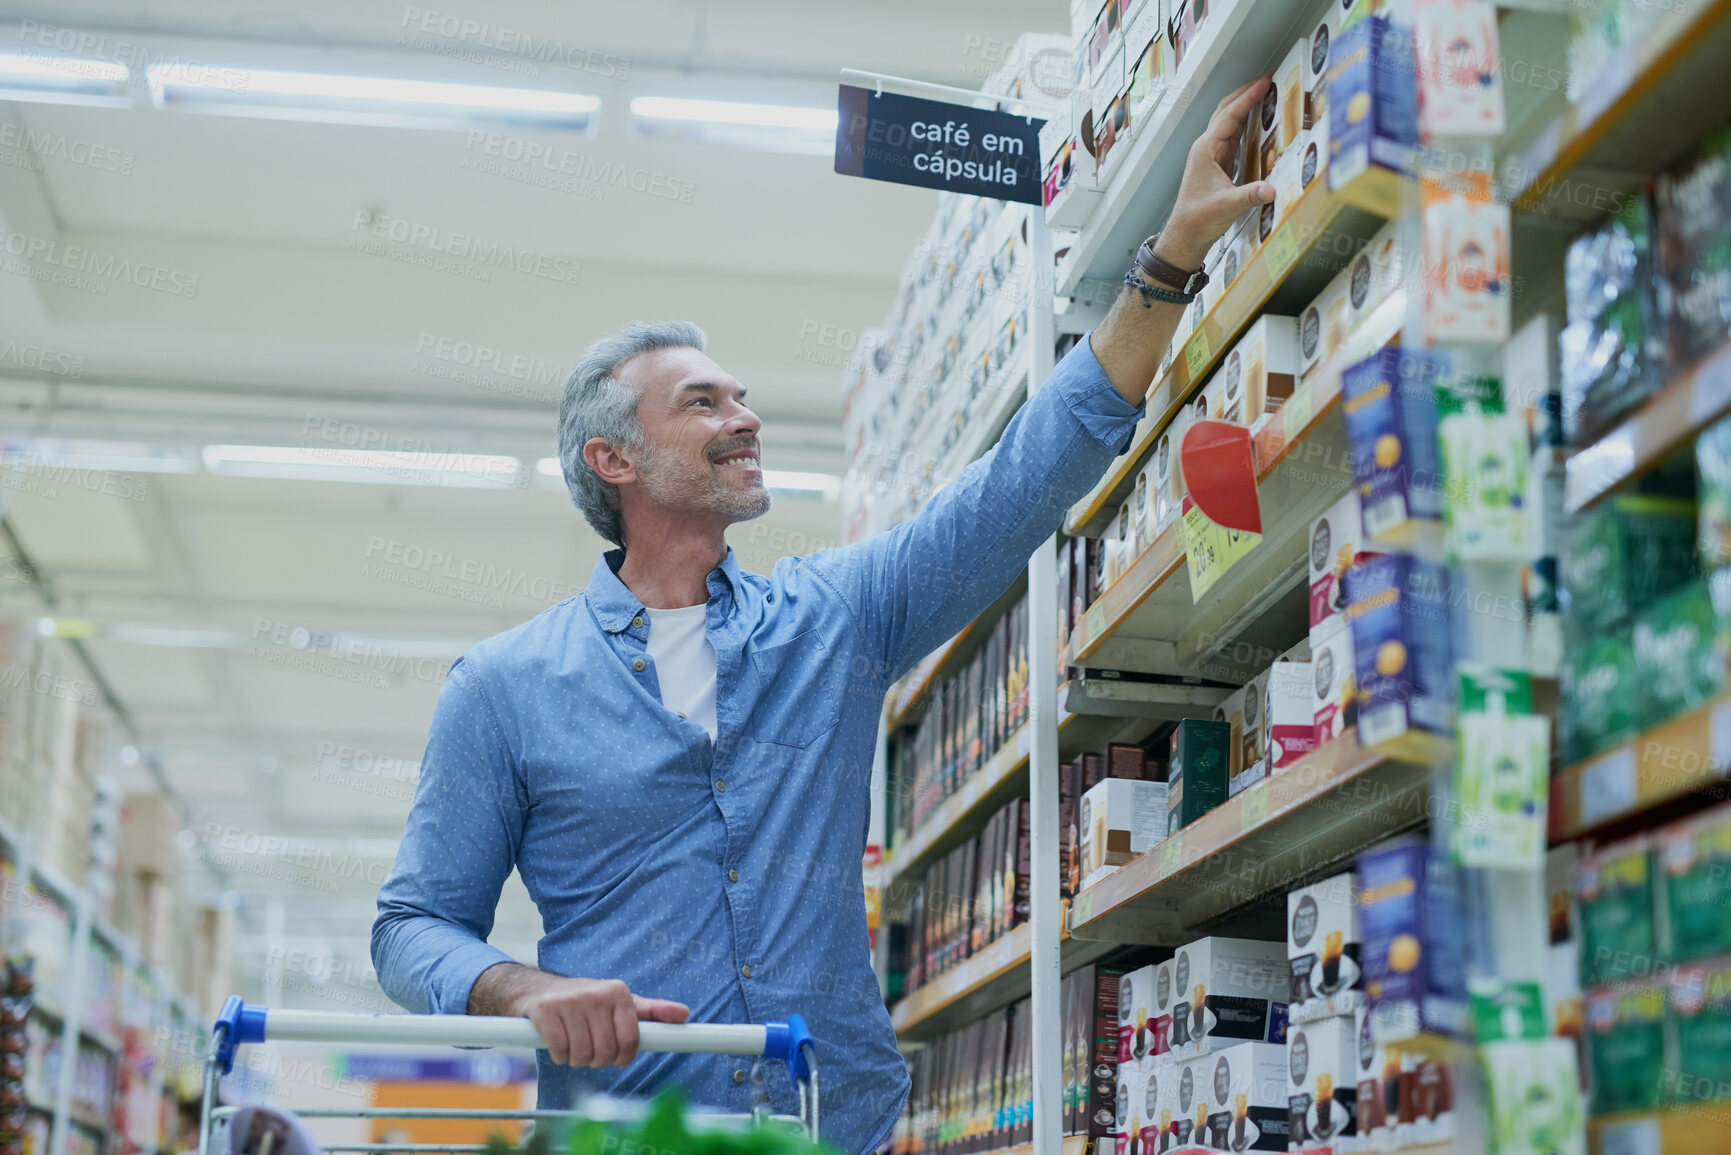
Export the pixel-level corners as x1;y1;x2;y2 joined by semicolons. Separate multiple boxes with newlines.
899;796;1032;995
1308;491;1379;749
1286;871;1363;1152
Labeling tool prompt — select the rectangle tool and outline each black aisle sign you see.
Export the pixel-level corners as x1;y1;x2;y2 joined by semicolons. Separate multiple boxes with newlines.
834;85;1045;205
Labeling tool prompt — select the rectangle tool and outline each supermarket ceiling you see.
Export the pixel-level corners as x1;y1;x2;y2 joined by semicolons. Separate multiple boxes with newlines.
0;0;1062;999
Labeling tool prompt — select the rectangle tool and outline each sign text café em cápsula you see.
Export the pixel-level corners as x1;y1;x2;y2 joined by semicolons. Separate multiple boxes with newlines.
835;84;1045;206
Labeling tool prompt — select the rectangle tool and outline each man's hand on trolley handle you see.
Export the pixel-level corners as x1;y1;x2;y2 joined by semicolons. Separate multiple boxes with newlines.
469;963;691;1068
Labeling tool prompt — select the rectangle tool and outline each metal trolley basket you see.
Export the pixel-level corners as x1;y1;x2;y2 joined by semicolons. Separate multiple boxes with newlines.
199;998;821;1155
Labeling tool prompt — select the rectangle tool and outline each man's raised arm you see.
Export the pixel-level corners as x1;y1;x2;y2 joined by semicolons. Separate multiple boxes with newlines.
801;78;1273;684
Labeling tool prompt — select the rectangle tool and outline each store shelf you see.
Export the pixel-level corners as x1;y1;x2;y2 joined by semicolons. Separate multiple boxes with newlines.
890;922;1120;1042
1055;0;1329;299
1550;691;1731;840
1067;733;1438;946
888;682;1227;889
1511;0;1731;224
1564;339;1731;513
887;626;983;730
1065;290;1407;679
1066;168;1399;538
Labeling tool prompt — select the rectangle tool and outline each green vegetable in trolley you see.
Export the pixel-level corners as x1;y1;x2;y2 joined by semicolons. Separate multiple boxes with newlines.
481;1087;840;1155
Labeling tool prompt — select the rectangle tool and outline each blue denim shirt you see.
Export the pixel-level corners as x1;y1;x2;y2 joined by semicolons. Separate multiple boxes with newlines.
371;336;1140;1154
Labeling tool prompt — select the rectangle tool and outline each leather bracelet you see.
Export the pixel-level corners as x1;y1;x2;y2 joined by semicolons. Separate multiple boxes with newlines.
1124;268;1195;307
1136;233;1208;295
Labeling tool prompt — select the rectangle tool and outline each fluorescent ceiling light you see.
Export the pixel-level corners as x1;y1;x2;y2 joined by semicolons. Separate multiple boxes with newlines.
0;53;131;108
630;96;836;156
147;65;598;133
0;439;198;474
202;444;520;489
535;457;563;477
107;625;247;649
534;457;838;500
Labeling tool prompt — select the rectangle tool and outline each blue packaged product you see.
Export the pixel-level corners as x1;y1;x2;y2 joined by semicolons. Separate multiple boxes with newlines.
1328;15;1418;191
1357;836;1467;1042
1343;347;1446;549
1342;554;1455;763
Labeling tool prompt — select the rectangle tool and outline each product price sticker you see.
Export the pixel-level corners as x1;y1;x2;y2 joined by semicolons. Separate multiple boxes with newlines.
1263;226;1299;282
1160;833;1184;879
1180;498;1262;602
1085;604;1106;646
1070;890;1094;927
1282;381;1315;439
1238;781;1269;832
1184;330;1211;379
1577;744;1637;828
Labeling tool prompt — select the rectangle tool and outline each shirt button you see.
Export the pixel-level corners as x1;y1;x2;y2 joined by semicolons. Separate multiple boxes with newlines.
715;780;726;793
728;868;738;883
733;1069;745;1084
632;658;645;671
632;616;643;629
740;965;751;978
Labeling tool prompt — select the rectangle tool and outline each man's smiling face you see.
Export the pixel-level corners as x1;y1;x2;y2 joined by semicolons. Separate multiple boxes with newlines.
614;344;771;527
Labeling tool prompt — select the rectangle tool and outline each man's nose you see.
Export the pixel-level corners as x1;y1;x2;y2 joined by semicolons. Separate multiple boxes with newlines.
728;404;761;438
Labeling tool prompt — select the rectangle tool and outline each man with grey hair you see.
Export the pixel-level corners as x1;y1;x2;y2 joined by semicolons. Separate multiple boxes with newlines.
374;77;1277;1154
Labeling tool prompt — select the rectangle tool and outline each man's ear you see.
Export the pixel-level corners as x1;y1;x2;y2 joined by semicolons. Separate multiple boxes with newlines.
583;437;637;487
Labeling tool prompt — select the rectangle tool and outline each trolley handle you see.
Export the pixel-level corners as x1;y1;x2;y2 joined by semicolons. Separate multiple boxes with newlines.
211;997;814;1083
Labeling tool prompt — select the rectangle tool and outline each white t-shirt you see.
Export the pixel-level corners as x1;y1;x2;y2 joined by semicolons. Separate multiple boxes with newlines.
643;603;718;742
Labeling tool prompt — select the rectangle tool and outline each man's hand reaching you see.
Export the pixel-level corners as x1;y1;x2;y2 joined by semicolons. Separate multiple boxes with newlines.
469;963;690;1068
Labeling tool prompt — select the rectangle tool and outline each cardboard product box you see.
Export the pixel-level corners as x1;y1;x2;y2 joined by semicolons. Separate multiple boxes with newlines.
1263;661;1316;773
118;791;181;881
1167;937;1289;1059
1413;0;1505;138
1698;412;1731;569
1152;410;1190;533
1560;494;1698;636
1089;965;1133;1137
1251;147;1303;247
1573;836;1658;987
1656;125;1731;368
1560;630;1638;766
1192;1041;1289;1151
1584;981;1670;1114
1434;371;1530;563
1668;956;1731;1099
1352;222;1408;324
1133;468;1155;560
1658;801;1731;963
1250;39;1309;182
1216;315;1300;427
1481;1038;1584;1155
1309;621;1358;750
1079;777;1169;887
1288;871;1363;1023
1109;742;1148;780
1216;673;1266;787
1305;6;1341;94
1632;578;1726;730
1168;0;1209;69
1297;270;1351;383
1341;346;1446;549
1342;554;1455;759
1095;91;1133;181
1119;964;1172;1064
1327;16;1417;192
1286;1013;1359;1152
1169;718;1231;836
1391;1042;1456;1149
1356;836;1467;1042
1351;1006;1388;1150
1217;218;1255;291
1420;173;1512;344
1045;133;1103;228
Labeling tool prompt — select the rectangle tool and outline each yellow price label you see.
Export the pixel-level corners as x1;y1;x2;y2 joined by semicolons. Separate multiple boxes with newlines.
1181;501;1263;602
1085;604;1106;645
1184;331;1211;379
1282;382;1315;439
1264;226;1300;281
1070;891;1094;927
1160;834;1184;879
1239;782;1269;832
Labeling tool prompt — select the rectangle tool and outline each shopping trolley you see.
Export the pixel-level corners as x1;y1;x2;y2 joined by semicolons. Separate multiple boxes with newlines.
199;997;820;1155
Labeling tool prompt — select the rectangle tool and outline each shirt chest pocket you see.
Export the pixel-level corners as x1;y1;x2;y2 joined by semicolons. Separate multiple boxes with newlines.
748;630;846;748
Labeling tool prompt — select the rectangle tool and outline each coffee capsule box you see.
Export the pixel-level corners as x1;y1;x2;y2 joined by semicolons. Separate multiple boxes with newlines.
1584;981;1669;1114
1667;956;1731;1101
1309;622;1358;750
1328;16;1418;192
1216;315;1300;427
1342;346;1446;550
1307;490;1374;640
1342;554;1455;761
1166;937;1289;1060
1559;631;1638;765
1264;660;1316;773
1253;38;1309;180
1658;801;1731;962
1351;1006;1388;1151
1132;1058;1168;1155
1357;836;1468;1042
1079;777;1169;888
1573;835;1659;987
1287;871;1363;1024
1286;1014;1359;1152
1119;962;1177;1064
1115;1057;1152;1155
1298;270;1352;382
1389;1042;1456;1148
1632;578;1726;730
1090;965;1133;1138
1169;718;1231;835
1152;413;1189;534
1560;494;1699;636
1193;1042;1289;1152
1168;1056;1206;1150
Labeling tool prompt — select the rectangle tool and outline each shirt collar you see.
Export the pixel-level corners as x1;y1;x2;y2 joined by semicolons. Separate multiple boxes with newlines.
585;547;744;633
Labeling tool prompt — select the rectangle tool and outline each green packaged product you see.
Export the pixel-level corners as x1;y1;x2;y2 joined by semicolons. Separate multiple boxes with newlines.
1573;838;1657;987
1585;981;1670;1114
1481;1038;1585;1155
1632;579;1727;730
1560;632;1638;765
1669;957;1731;1100
1699;414;1731;568
1436;373;1529;562
1658;802;1731;962
1657;124;1731;368
1167;718;1230;835
1561;195;1664;445
1560;494;1698;636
